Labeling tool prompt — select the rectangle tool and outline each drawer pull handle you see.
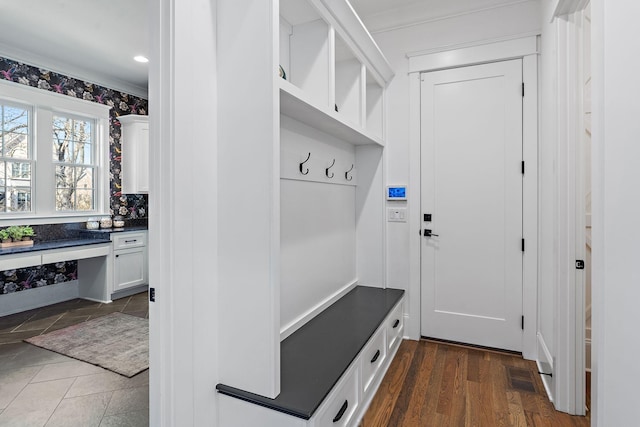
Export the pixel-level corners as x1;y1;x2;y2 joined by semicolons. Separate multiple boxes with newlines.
371;349;381;364
124;240;137;243
393;319;400;328
333;400;348;423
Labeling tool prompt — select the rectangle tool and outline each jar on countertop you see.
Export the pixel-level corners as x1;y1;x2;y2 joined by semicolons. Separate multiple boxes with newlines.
113;216;125;228
100;217;113;229
86;218;99;230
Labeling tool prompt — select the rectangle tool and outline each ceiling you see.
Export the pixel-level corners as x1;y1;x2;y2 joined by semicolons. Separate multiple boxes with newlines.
0;0;527;99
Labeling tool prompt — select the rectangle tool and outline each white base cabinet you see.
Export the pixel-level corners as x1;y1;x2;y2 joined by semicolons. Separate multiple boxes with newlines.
218;297;404;427
111;231;148;295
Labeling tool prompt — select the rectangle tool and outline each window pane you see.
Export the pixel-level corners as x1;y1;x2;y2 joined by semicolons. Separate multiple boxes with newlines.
55;165;74;189
55;166;94;211
52;117;74;162
75;189;94;211
3;106;29;134
75;166;93;190
75;140;92;165
0;188;5;211
56;188;74;211
1;105;30;159
75;120;92;144
6;187;31;212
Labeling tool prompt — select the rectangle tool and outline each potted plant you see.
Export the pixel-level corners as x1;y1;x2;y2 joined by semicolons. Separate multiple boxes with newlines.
21;226;35;240
0;229;9;243
6;226;23;242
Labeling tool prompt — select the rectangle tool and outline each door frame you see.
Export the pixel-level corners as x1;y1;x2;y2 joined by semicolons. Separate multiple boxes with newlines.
406;35;539;361
551;0;591;415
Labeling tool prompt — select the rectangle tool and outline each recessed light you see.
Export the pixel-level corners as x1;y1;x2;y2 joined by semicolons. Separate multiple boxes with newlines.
134;55;149;63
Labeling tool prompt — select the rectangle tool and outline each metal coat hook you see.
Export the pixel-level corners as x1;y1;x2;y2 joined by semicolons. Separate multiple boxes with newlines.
299;152;311;175
345;164;354;181
326;158;336;178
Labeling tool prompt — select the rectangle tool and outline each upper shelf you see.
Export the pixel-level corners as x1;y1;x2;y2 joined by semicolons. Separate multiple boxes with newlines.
280;79;384;146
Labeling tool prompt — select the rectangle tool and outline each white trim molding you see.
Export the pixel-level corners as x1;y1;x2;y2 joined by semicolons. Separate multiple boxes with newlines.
408;35;539;74
407;35;539;360
552;0;590;20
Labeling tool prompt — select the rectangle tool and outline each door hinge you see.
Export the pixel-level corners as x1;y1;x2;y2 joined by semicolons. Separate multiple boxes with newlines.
521;315;525;330
521;238;525;252
149;287;156;302
522;82;525;97
521;161;525;175
576;260;585;270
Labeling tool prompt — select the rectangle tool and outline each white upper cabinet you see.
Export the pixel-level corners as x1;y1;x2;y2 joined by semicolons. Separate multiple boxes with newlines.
117;115;149;194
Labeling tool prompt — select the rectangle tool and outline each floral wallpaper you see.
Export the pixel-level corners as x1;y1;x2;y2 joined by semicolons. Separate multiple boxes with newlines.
0;262;78;295
0;56;148;295
0;56;149;219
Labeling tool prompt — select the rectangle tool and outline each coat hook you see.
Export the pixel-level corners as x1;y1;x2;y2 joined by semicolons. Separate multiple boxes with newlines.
326;158;335;178
345;164;354;181
299;152;311;175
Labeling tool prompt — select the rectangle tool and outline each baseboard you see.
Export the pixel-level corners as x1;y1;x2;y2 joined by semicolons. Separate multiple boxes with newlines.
110;284;148;301
537;332;554;402
0;281;80;316
280;280;358;340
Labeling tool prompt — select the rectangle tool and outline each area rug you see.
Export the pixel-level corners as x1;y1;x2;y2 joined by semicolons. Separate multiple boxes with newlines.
25;312;148;377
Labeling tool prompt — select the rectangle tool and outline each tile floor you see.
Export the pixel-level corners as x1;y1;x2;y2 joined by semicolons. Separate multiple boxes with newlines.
0;292;149;427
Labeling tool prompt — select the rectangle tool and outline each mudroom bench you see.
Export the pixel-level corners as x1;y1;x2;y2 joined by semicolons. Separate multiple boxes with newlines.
217;286;405;427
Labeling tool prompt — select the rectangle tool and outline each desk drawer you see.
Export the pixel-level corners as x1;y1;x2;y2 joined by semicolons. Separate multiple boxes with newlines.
112;232;146;250
0;253;41;271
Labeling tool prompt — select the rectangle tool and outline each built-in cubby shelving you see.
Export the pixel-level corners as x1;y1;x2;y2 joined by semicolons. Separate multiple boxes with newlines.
278;0;393;146
216;0;394;404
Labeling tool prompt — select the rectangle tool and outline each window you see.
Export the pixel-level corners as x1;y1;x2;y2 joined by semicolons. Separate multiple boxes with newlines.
0;79;110;222
0;103;32;213
53;115;96;211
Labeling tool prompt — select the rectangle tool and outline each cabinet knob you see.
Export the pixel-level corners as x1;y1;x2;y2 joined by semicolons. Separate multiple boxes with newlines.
115;254;119;258
393;319;400;328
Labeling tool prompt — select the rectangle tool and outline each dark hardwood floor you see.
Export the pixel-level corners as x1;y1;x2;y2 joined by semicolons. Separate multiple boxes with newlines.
362;339;590;427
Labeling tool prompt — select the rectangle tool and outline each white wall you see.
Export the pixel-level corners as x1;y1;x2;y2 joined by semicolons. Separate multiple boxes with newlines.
149;0;219;424
536;0;558;393
591;0;640;424
280;116;357;331
370;0;541;337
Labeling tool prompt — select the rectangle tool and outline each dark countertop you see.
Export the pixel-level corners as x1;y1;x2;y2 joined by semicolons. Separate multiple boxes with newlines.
79;226;148;237
216;286;404;419
0;238;112;256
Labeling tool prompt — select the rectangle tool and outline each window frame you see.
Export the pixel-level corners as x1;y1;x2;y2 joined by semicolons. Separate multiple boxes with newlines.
0;79;111;224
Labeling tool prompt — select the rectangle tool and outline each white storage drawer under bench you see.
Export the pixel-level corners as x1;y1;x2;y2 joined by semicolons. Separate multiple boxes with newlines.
217;286;405;427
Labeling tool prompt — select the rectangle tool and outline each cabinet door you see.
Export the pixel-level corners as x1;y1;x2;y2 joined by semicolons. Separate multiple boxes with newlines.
113;247;148;292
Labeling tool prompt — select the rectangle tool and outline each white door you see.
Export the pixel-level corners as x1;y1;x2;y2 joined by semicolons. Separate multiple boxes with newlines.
420;59;523;352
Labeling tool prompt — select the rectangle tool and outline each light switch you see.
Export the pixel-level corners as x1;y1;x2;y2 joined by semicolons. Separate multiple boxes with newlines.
387;208;407;222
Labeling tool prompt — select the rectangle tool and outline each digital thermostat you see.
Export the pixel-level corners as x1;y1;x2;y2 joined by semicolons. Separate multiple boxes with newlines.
387;186;407;200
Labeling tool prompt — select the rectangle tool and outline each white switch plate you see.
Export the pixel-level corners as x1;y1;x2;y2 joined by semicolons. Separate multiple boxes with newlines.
387;207;407;222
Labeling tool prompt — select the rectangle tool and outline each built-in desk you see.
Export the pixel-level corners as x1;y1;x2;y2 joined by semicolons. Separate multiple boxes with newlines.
0;239;114;315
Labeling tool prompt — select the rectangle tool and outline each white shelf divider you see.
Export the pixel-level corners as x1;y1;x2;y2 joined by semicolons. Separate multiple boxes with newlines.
280;79;384;146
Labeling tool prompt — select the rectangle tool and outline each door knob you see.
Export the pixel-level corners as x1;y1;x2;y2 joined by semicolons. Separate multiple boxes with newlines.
423;229;439;237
